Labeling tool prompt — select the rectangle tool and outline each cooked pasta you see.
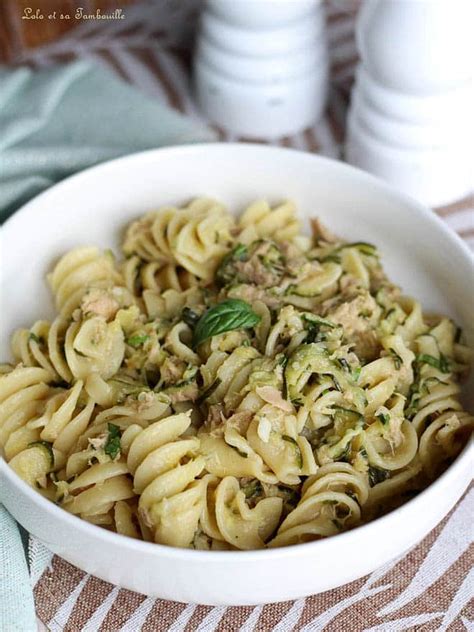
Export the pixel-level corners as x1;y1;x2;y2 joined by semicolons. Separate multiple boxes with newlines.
1;197;472;550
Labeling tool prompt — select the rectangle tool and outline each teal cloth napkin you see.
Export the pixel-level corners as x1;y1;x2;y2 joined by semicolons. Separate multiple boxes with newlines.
0;59;215;630
0;59;216;223
0;506;36;632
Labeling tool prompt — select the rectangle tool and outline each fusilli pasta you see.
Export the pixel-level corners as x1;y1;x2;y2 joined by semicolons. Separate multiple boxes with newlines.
1;197;472;550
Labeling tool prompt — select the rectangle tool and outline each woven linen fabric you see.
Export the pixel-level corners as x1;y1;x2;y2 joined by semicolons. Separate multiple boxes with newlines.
1;1;473;630
30;487;474;631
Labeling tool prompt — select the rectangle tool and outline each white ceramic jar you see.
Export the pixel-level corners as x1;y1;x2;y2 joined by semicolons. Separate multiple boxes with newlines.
206;0;317;28
194;0;329;137
346;0;473;207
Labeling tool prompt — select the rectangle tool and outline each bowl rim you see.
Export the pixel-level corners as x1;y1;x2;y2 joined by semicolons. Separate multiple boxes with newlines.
2;143;473;262
1;142;473;562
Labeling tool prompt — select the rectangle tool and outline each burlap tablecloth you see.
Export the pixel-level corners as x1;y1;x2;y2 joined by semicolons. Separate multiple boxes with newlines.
3;1;473;629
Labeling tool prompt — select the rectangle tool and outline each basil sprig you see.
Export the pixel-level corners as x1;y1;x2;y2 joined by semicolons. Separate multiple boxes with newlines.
193;299;260;347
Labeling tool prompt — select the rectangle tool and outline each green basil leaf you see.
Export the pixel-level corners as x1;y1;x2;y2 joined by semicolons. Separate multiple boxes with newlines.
29;332;43;344
104;423;121;459
193;299;260;347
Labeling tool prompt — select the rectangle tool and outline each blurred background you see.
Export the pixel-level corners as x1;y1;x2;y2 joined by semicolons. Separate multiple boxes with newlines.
0;0;359;148
1;0;472;243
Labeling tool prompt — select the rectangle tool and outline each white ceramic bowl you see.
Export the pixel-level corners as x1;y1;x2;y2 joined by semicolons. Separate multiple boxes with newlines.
0;144;473;606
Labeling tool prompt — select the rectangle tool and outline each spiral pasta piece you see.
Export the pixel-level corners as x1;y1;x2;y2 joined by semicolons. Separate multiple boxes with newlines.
36;381;94;450
141;287;203;321
199;430;278;485
73;394;171;458
363;458;424;518
395;297;428;344
62;460;135;525
123;198;234;280
11;320;60;379
127;411;206;547
419;410;474;477
358;335;414;417
113;499;151;540
246;403;317;485
48;247;123;317
238;200;300;244
65;316;125;380
363;394;418;471
200;346;262;410
122;255;199;298
13;316;127;388
270;463;366;547
0;366;52;457
201;475;283;550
